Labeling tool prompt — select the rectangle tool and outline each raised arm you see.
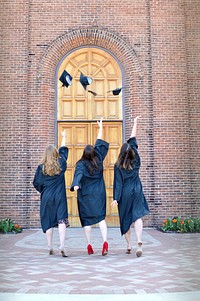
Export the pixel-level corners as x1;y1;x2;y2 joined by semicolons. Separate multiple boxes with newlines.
61;129;66;146
97;117;103;139
130;116;140;138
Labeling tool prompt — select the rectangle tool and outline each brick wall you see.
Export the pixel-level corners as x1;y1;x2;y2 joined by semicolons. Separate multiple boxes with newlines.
0;0;29;226
185;0;200;217
0;0;199;229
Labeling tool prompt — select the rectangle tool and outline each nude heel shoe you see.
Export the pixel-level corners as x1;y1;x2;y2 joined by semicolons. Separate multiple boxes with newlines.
59;248;68;257
136;242;142;257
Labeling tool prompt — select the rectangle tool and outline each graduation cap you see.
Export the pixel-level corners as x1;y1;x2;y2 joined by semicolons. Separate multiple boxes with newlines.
59;70;73;88
79;73;97;96
107;87;123;95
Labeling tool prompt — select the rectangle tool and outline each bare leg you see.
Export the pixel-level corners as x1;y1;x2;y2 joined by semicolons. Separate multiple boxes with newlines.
46;228;53;250
134;218;143;244
99;219;107;242
124;228;132;250
84;225;92;245
99;219;108;255
135;218;143;257
58;223;66;250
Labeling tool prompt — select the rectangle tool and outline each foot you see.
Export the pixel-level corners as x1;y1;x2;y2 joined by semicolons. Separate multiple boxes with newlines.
49;249;55;255
136;242;142;257
102;241;108;256
59;247;68;257
87;244;94;255
126;248;132;254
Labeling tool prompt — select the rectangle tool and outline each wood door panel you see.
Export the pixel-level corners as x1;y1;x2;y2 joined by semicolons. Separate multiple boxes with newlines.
75;99;87;119
107;99;119;119
92;99;105;119
58;47;123;227
74;125;89;145
62;99;73;119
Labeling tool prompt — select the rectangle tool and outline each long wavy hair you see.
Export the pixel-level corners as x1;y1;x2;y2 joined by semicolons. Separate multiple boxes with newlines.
80;144;99;175
116;143;135;170
41;145;62;176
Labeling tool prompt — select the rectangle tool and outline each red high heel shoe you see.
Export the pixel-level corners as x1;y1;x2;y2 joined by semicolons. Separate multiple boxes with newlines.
102;241;108;256
87;244;94;255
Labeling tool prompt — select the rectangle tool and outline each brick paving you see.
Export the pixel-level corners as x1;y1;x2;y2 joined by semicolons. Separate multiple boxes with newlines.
0;228;200;297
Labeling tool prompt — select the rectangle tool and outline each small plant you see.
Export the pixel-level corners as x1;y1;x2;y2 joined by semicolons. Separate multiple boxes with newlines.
161;216;200;233
0;218;23;234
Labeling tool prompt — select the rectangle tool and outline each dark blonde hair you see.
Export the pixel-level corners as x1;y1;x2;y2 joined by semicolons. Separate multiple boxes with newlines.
116;143;135;170
41;145;61;176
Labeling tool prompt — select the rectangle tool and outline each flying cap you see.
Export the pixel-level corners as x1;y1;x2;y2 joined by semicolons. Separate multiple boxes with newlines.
79;73;97;96
107;87;123;95
59;70;73;88
80;73;93;90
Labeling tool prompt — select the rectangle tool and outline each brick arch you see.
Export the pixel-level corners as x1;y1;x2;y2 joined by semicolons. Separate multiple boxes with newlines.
38;29;144;143
39;29;143;79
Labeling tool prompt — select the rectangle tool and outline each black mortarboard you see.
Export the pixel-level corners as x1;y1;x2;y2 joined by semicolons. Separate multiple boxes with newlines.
59;70;73;88
107;87;123;95
80;73;92;90
79;73;97;96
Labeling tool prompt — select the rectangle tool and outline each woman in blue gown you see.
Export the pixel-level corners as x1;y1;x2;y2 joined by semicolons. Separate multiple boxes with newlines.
33;130;69;257
111;116;149;257
70;118;109;256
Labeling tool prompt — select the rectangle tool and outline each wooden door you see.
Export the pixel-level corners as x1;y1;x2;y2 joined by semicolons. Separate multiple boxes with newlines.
57;48;123;227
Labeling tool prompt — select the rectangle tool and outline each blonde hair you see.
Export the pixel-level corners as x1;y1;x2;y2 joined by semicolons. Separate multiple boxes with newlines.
41;145;62;176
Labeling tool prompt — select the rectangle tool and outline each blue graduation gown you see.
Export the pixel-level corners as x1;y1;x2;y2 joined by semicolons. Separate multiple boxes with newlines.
33;146;69;233
70;139;109;227
113;137;149;235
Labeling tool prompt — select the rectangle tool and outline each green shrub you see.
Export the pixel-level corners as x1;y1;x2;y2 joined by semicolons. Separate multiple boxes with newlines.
161;217;200;233
0;218;23;234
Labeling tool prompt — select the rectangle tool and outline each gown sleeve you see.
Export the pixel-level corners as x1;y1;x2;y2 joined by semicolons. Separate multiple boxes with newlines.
33;165;43;193
59;146;69;161
127;137;138;150
70;161;84;191
58;146;69;172
127;137;140;168
113;164;123;202
94;139;109;161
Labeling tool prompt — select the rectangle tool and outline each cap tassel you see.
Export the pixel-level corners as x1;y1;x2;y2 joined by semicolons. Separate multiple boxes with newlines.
88;90;97;96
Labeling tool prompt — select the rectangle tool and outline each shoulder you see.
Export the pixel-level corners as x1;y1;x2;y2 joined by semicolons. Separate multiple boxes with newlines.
37;164;43;172
76;160;85;168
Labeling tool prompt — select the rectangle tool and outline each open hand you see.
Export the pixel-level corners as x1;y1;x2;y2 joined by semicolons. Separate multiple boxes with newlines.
111;200;118;207
97;117;103;128
61;129;66;137
134;116;141;123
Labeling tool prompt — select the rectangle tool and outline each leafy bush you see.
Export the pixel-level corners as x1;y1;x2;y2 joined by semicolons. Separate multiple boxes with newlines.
161;217;200;233
0;218;23;234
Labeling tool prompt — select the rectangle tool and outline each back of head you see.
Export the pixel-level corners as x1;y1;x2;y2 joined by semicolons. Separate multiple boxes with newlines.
116;143;135;170
81;144;99;175
82;145;96;161
42;145;61;176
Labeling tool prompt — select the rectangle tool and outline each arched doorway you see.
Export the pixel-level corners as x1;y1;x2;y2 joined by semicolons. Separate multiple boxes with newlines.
57;47;123;226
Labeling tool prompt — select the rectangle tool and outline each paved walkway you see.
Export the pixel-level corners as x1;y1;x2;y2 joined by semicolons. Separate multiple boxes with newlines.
0;228;200;301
